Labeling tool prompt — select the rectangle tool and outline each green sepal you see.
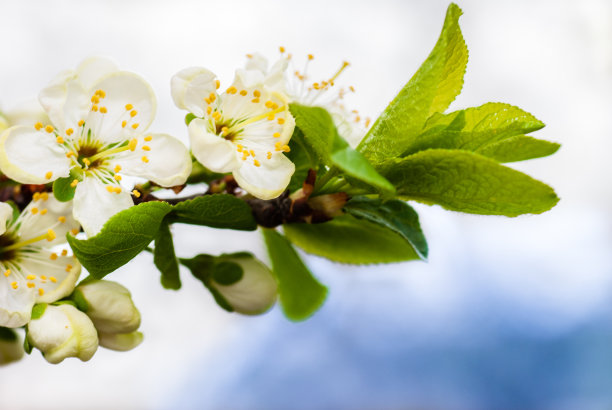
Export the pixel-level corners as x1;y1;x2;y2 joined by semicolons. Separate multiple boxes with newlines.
52;168;83;202
185;113;197;126
23;332;32;355
71;289;89;312
30;303;47;320
262;229;327;321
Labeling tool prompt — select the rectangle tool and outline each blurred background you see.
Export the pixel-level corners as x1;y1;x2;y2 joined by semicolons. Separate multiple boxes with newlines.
1;0;611;408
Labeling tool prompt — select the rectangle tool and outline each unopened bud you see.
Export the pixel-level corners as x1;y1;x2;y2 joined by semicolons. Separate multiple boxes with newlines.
99;331;144;352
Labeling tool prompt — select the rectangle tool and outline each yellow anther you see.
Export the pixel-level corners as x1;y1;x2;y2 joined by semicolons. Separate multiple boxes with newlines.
40;275;47;280
125;104;133;111
251;98;260;103
61;249;68;256
92;105;99;112
271;102;279;109
209;93;216;103
114;174;122;181
91;95;100;104
273;132;281;138
122;120;127;128
365;117;371;127
38;288;45;296
78;120;85;126
267;113;276;121
313;82;320;90
100;106;108;114
65;264;73;272
56;136;64;144
308;54;314;60
66;151;75;158
253;159;261;167
206;106;212;115
45;125;54;133
265;101;273;108
50;253;58;260
144;135;152;142
277;118;285;125
236;144;244;152
253;90;261;98
215;80;220;89
26;274;36;280
4;269;10;277
40;209;47;215
41;192;48;201
70;228;79;235
250;150;256;157
204;97;211;105
141;156;149;163
96;89;106;98
45;171;53;179
212;111;221;121
46;229;56;241
27;282;35;288
106;185;114;193
274;142;282;151
131;123;139;129
11;282;17;290
33;193;41;201
65;128;74;136
132;189;141;198
246;53;253;58
83;158;91;167
129;138;138;151
267;151;272;159
31;207;39;214
279;46;285;53
142;145;151;151
34;122;43;130
50;276;57;283
226;86;237;94
114;165;122;173
349;86;355;92
282;145;291;152
58;216;66;223
240;90;248;96
130;110;137;117
113;186;122;194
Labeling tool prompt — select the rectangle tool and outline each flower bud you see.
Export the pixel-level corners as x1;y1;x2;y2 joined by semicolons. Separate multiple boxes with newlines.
0;327;24;365
27;304;98;364
75;280;140;334
210;255;278;315
98;331;143;352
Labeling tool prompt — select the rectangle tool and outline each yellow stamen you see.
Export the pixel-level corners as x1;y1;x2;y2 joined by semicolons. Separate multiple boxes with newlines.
3;269;10;277
45;171;53;179
70;229;79;235
273;132;281;138
142;145;151;151
66;151;75;158
65;264;72;272
251;98;260;103
100;106;108;114
26;274;36;280
33;193;40;201
114;164;122;172
267;151;272;159
27;282;35;288
31;207;38;215
279;46;285;53
61;249;68;256
129;138;138;151
106;186;114;193
41;192;48;201
45;125;54;133
66;128;74;136
56;135;64;144
122;120;127;128
47;229;56;241
40;209;47;215
50;253;58;260
253;90;261;98
78;120;85;126
34;122;43;130
206;106;212;115
144;135;152;142
240;90;248;96
308;54;314;60
92;105;99;112
83;158;91;167
125;104;133;111
215;80;220;89
277;118;285;125
58;216;66;223
131;123;139;129
253;159;261;167
236;144;243;152
132;189;141;198
50;276;57;283
11;282;17;290
113;186;122;194
141;156;149;163
114;174;122;181
38;288;45;296
130;110;137;117
40;275;47;281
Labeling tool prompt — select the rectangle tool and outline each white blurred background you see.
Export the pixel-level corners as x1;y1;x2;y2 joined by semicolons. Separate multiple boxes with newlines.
1;0;611;409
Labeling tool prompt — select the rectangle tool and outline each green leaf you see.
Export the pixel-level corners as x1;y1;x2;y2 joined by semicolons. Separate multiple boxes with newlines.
358;3;468;166
286;127;317;193
404;103;546;156
283;215;420;264
289;103;336;165
153;220;181;290
343;197;428;259
67;202;173;278
381;149;559;216
475;135;560;163
331;146;395;195
169;194;256;230
212;261;244;285
261;229;327;321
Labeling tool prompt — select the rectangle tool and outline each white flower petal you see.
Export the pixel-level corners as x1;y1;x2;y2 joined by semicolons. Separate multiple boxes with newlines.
0;126;70;184
73;177;133;237
171;67;218;117
19;195;79;246
98;331;143;352
19;254;81;304
213;256;277;315
87;72;156;144
75;57;119;90
0;203;13;236
234;68;266;89
39;71;90;132
189;119;239;173
111;133;191;187
233;153;295;200
244;53;269;73
0;264;34;328
3;99;49;127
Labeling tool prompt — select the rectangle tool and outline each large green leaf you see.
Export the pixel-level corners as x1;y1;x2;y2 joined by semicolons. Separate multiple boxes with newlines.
381;149;559;216
262;229;327;321
285;127;317;192
67;202;173;278
153;220;181;290
403;102;546;156
475;135;560;163
343;197;428;260
168;194;256;230
283;215;421;264
358;3;468;167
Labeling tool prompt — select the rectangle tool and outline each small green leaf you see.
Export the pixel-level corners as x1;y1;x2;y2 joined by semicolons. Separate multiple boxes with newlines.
331;146;395;195
169;194;256;230
154;220;181;290
71;289;89;312
358;3;468;166
283;215;420;264
212;261;244;285
286;128;318;193
262;229;327;321
31;303;47;320
381;149;559;216
343;197;428;260
179;253;234;312
67;202;173;278
185;113;197;125
289;103;336;165
475;135;560;163
404;103;546;156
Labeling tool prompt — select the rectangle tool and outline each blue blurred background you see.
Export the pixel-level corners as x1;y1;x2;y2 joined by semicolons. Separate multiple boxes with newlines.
1;0;611;409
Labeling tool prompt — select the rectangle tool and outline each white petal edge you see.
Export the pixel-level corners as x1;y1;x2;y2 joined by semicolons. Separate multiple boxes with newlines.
39;71;90;132
171;67;217;117
233;153;295;200
73;177;134;237
0;126;70;184
0;202;13;236
75;57;119;90
188;119;240;173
